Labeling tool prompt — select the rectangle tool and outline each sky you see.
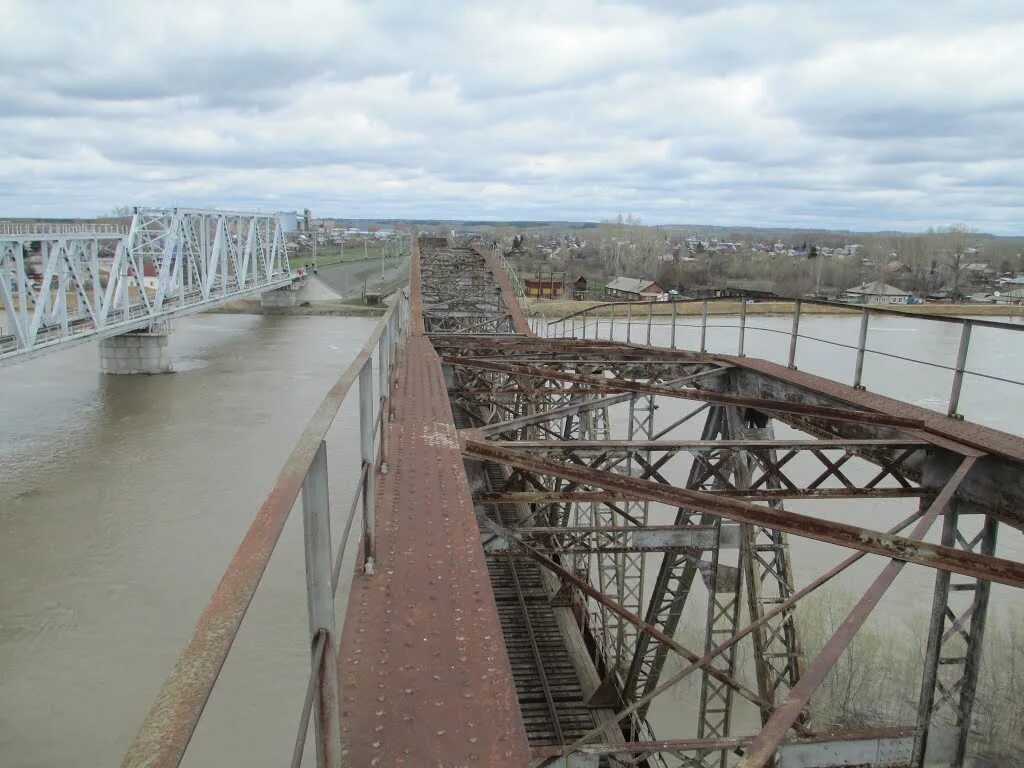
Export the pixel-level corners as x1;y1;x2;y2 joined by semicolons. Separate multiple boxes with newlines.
2;0;1023;233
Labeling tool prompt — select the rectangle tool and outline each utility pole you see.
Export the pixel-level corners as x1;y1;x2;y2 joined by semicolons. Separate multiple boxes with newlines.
312;221;317;270
381;235;386;281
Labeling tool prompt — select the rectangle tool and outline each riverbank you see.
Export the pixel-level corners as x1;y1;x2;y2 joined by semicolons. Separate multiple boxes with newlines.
524;298;1024;319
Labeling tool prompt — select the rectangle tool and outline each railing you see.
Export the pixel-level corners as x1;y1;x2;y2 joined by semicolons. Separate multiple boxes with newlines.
121;287;411;768
537;297;1024;424
0;221;130;236
492;244;525;298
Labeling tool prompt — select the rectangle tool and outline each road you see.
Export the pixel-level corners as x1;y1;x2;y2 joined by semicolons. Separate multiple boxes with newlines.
314;254;409;300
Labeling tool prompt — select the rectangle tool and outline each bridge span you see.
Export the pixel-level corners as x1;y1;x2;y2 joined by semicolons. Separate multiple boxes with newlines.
0;208;296;370
122;235;1023;767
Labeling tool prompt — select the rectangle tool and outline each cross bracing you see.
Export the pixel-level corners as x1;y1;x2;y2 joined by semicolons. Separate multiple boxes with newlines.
0;207;292;364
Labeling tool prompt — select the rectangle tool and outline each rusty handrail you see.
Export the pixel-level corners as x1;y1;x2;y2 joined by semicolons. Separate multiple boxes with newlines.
122;286;410;768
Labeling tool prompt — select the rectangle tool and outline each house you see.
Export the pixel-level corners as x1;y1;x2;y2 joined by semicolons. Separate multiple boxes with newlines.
572;275;588;301
522;272;565;298
843;281;911;305
604;276;667;301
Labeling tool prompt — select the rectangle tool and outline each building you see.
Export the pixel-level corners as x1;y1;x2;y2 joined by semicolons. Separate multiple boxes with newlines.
571;275;588;301
604;277;667;302
522;272;565;298
843;281;911;305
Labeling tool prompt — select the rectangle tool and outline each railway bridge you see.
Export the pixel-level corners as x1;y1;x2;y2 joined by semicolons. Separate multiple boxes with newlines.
0;208;297;371
122;235;1024;768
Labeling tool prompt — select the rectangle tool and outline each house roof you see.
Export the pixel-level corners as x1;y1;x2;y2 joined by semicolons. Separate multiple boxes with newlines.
521;272;564;282
844;280;910;297
606;276;660;293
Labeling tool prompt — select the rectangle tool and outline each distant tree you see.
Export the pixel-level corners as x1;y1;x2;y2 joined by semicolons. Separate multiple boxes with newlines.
938;224;974;298
110;205;134;217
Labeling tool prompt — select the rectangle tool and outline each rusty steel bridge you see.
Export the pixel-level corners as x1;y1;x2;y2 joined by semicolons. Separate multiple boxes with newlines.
123;236;1024;768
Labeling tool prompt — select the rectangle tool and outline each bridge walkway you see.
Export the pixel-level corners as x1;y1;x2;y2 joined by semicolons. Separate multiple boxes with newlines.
336;332;532;766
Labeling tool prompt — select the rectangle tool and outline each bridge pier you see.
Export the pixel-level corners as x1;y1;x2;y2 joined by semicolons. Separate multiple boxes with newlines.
99;328;172;374
260;284;298;309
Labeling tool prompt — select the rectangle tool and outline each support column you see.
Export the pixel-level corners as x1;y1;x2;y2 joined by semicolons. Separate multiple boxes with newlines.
260;284;298;308
99;328;173;374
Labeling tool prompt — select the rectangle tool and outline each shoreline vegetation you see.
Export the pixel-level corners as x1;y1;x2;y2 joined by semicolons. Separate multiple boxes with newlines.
524;298;1024;320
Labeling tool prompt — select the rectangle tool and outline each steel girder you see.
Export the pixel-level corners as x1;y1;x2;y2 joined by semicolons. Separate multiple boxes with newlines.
420;245;1024;768
0;208;291;364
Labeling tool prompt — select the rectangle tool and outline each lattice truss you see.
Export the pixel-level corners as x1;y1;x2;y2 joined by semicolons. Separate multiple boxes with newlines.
0;208;290;360
429;332;1023;768
411;238;1024;768
418;244;517;334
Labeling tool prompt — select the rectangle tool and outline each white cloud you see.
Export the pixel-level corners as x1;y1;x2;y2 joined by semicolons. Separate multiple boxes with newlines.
0;0;1022;232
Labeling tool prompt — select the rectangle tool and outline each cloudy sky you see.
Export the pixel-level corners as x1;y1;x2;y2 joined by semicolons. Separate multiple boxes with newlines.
2;1;1022;232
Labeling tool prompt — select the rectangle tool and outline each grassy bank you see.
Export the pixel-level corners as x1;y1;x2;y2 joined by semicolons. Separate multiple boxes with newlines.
524;297;1024;319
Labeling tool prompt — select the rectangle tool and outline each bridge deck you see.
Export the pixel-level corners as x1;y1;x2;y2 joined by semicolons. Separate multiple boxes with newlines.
337;333;532;766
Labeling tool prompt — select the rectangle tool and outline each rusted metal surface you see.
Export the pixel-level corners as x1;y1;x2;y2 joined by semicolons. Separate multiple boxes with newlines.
336;334;531;766
462;439;1024;588
737;455;977;768
727;353;1024;465
122;300;404;768
532;726;916;757
442;355;927;429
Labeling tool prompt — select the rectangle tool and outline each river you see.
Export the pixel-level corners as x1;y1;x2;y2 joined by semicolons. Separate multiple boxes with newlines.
1;312;1022;764
0;313;378;767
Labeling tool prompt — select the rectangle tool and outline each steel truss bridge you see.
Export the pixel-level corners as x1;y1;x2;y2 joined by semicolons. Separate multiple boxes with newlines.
0;208;293;364
121;235;1024;768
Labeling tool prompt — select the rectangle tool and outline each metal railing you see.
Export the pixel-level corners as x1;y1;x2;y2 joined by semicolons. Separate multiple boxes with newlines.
538;297;1024;422
121;287;411;768
492;244;526;298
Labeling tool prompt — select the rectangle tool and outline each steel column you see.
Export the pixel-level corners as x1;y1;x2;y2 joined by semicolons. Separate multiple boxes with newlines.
947;321;973;418
853;308;869;389
700;300;708;353
671;300;677;349
738;299;747;356
646;301;653;345
359;360;376;573
912;510;998;767
788;300;801;368
301;441;342;768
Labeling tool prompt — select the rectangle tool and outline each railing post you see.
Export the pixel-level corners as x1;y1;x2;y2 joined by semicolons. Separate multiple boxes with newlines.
853;307;869;389
378;329;390;474
948;320;973;418
571;313;577;337
700;300;708;354
301;441;342;768
788;299;801;368
626;303;633;342
358;360;376;574
738;298;747;356
582;310;588;339
670;300;677;349
609;303;615;340
646;301;653;345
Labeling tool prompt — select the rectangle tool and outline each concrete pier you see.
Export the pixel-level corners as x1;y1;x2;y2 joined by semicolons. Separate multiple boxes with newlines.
260;284;298;308
99;330;173;374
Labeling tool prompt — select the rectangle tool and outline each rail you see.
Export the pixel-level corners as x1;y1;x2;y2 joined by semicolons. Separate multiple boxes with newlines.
121;285;411;768
537;296;1024;423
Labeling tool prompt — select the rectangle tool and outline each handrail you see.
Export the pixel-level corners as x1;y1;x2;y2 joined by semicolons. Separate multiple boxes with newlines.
541;294;1023;424
544;295;1024;333
122;279;411;768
